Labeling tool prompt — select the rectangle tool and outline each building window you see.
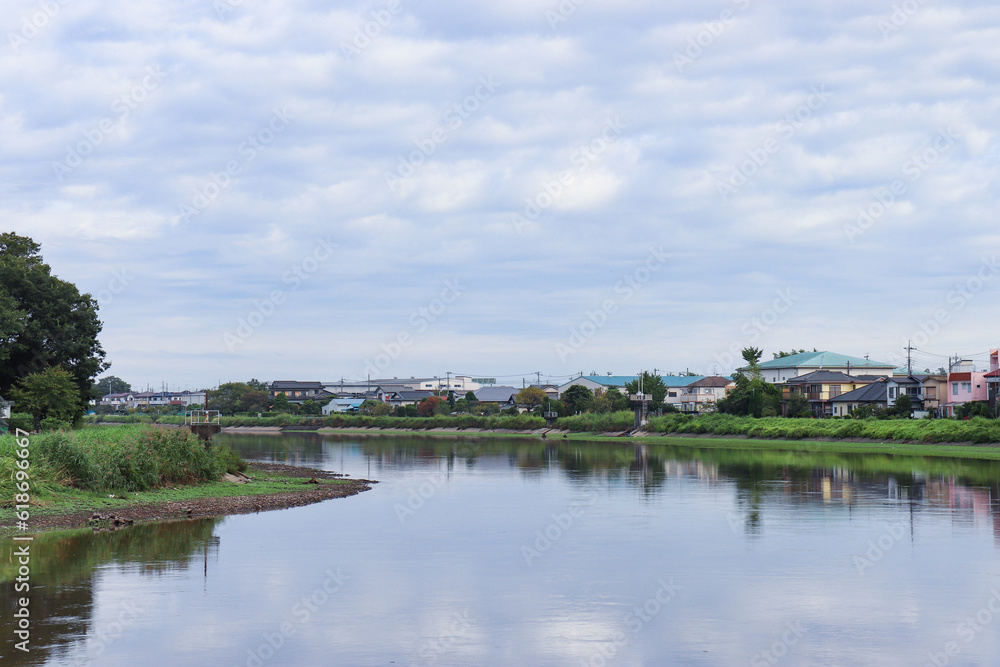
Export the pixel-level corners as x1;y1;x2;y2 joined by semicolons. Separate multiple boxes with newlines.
888;387;896;399
963;382;971;392
953;383;958;396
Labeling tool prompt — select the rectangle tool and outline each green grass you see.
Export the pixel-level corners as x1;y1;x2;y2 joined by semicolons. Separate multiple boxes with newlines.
0;425;244;498
0;466;355;537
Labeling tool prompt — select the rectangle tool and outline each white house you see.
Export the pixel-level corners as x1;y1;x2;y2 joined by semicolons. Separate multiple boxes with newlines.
754;351;895;384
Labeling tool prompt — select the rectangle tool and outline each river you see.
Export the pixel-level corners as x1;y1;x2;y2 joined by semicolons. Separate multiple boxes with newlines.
4;433;1000;666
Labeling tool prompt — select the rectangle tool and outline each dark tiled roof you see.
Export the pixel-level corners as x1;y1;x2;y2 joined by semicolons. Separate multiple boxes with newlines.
784;371;863;384
830;380;888;403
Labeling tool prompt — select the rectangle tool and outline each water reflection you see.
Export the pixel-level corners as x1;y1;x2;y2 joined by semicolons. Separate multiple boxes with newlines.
1;519;221;665
7;434;1000;665
228;432;1000;542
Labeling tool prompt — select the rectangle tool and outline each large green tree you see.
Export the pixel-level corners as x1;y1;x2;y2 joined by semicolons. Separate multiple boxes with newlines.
717;347;780;417
211;382;270;415
625;372;668;410
10;366;82;423
0;233;107;413
561;384;594;414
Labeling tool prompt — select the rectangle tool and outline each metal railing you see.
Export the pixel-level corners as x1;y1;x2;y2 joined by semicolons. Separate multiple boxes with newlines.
185;410;221;425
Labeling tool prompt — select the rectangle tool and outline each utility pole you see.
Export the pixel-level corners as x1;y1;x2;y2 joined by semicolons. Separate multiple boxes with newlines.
904;340;915;376
536;371;541;387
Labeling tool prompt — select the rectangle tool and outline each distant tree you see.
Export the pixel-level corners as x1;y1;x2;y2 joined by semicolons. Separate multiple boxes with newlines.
465;390;478;407
957;401;992;419
851;404;888;419
785;391;811;418
605;387;630;412
590;393;611;414
247;378;269;392
717;347;780;417
561;385;594;414
91;375;131;400
625;372;668;410
211;382;269;415
272;392;290;413
476;402;500;416
454;398;470;413
394;404;419;417
516;386;547;408
360;400;391;416
417;396;446;417
893;394;912;418
301;399;321;415
10;366;81;424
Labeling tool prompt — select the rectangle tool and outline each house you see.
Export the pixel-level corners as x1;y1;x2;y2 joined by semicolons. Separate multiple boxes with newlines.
885;375;924;411
322;399;366;415
829;379;889;416
323;376;482;395
756;351;895;384
985;350;1000;415
474;386;518;408
942;360;988;417
270;381;328;403
916;374;947;417
558;375;638;395
781;371;876;417
379;390;436;409
675;377;736;413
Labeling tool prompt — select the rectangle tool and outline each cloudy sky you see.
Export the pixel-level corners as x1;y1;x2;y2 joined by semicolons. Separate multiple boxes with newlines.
3;0;1000;390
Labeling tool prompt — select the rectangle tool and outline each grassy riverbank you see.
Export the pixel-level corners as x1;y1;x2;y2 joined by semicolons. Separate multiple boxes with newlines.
87;411;1000;445
0;426;373;535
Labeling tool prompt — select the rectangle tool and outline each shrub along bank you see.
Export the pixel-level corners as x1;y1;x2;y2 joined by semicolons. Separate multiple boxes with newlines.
646;413;1000;444
81;411;1000;444
0;426;244;496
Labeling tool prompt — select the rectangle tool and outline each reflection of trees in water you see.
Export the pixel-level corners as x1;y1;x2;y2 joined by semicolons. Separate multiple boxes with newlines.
0;518;221;666
226;432;1000;540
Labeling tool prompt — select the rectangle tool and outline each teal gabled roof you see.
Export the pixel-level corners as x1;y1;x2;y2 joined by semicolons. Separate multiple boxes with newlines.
757;351;894;370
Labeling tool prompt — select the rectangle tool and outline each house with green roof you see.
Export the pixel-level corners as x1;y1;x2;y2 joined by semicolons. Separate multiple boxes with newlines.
754;351;896;384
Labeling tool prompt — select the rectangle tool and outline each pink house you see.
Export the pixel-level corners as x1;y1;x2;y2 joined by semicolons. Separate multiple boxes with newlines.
942;360;988;417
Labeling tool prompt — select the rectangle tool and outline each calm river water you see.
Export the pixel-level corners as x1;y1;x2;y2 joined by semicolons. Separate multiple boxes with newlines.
5;433;1000;666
